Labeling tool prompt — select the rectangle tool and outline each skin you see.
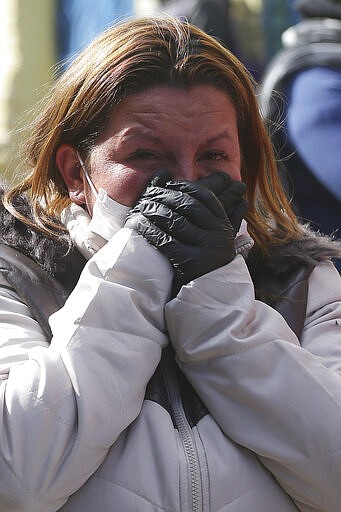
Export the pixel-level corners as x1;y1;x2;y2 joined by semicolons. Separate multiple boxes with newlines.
56;85;241;213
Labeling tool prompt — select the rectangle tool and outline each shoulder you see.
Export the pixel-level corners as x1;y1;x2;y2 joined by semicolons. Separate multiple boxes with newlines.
0;182;86;289
307;260;341;312
248;226;341;281
300;260;341;371
246;230;341;340
0;181;64;274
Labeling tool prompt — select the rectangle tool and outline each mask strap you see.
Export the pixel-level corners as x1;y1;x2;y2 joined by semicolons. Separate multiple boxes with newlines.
76;150;98;199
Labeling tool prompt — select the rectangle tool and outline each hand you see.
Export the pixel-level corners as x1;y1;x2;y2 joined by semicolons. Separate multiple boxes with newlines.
211;178;248;235
168;173;248;236
125;172;248;292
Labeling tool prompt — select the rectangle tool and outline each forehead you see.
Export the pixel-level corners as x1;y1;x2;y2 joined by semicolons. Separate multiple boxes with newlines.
101;85;238;138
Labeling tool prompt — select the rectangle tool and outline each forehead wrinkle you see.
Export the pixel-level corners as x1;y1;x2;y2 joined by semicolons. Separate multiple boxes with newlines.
108;126;235;151
114;126;163;145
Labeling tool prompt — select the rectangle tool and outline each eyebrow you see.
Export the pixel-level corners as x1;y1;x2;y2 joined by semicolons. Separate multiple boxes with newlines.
114;128;234;146
204;130;233;145
116;128;161;144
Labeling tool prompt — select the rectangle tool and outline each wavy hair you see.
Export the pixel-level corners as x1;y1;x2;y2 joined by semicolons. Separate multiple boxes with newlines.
3;15;301;252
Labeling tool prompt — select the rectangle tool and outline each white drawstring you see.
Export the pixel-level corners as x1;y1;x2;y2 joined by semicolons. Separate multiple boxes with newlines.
76;151;98;199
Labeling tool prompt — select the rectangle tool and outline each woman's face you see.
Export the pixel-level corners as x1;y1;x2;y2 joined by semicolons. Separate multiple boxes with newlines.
64;85;242;211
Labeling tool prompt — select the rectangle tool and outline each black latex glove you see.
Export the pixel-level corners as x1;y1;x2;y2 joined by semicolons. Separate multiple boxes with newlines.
125;172;248;293
162;174;248;236
213;179;248;234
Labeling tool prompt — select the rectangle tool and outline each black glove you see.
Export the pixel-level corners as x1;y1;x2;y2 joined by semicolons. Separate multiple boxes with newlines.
209;178;248;234
126;172;248;293
163;174;248;235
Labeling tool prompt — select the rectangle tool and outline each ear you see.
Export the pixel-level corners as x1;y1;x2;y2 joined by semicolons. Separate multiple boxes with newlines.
56;143;86;205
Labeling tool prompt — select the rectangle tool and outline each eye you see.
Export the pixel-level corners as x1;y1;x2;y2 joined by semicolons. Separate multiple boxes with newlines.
203;150;229;161
129;149;161;160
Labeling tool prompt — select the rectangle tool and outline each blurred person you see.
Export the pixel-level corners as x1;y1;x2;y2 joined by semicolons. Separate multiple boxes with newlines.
259;0;341;272
0;15;341;512
161;0;239;54
262;0;300;62
57;0;133;64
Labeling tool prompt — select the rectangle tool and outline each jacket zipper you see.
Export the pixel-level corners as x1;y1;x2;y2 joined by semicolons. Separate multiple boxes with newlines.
161;349;203;512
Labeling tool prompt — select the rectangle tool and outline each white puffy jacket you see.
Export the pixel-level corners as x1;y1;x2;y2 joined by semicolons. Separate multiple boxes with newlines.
0;216;341;511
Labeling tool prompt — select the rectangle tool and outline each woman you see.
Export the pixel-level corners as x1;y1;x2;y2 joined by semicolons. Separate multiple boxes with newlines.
0;16;340;512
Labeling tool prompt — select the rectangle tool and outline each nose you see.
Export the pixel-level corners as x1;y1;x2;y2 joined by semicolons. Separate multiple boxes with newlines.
169;161;209;182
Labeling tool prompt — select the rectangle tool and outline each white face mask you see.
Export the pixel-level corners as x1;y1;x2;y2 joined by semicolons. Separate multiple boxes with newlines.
89;187;131;242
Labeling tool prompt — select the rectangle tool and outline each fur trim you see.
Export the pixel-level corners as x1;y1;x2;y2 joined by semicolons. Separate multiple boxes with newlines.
0;182;86;290
247;224;341;279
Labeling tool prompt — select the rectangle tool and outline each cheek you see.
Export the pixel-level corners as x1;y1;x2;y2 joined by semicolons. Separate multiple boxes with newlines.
221;143;241;182
231;150;242;181
100;168;152;206
219;155;242;182
89;149;151;207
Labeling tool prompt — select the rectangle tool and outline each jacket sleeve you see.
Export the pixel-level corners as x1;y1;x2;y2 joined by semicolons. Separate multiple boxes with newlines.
0;228;172;512
165;256;341;512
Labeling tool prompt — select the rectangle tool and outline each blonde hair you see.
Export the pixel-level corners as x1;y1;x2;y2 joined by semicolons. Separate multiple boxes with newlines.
4;15;301;252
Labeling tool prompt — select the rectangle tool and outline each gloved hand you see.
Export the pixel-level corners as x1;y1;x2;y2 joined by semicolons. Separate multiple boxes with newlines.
125;172;248;293
212;179;248;234
162;174;248;235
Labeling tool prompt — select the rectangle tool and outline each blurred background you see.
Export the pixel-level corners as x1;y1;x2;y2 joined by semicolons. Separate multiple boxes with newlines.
0;0;299;180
